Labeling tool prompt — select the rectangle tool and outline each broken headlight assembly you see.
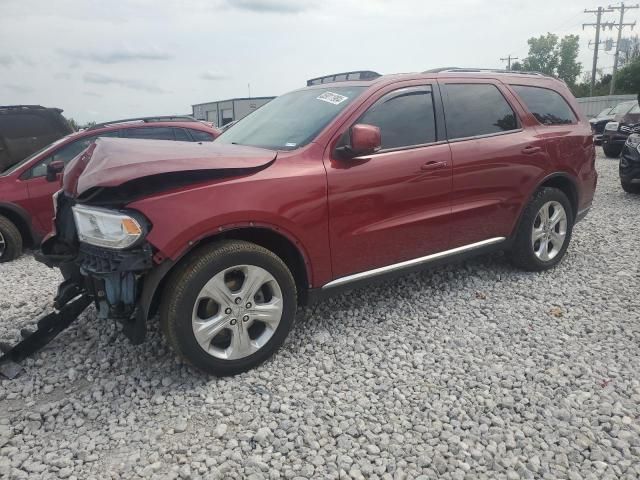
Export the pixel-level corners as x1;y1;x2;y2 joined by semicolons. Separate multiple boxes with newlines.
72;205;147;249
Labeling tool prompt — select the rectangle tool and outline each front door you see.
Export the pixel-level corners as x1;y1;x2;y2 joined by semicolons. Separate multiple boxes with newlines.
324;84;452;280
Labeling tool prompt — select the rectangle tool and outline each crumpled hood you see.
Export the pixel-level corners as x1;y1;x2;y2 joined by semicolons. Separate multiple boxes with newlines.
63;137;277;197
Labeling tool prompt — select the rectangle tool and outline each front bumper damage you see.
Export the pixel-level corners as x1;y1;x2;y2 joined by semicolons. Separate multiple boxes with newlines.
1;194;158;377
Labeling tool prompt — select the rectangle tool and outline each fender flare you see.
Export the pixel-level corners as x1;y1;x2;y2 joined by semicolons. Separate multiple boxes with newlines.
509;171;579;238
138;222;314;325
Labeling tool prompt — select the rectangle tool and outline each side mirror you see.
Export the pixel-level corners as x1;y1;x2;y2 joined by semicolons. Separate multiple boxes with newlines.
46;160;65;182
338;124;381;158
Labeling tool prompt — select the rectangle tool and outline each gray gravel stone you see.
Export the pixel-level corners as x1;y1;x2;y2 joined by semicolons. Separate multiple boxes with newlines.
0;152;639;478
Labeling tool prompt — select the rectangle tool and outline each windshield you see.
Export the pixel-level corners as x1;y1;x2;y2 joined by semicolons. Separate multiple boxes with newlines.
612;101;635;115
0;136;69;175
216;86;366;150
597;107;614;118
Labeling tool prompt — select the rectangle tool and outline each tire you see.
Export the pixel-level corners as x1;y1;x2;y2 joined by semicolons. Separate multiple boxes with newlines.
621;180;640;194
603;143;622;158
508;187;574;272
0;215;23;263
160;240;297;376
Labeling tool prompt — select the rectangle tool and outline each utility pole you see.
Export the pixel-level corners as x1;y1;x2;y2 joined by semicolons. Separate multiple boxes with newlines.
584;6;614;96
608;2;639;94
500;55;519;70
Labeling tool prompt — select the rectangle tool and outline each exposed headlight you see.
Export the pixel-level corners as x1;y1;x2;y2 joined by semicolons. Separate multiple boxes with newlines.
605;122;619;131
72;205;145;249
625;133;640;150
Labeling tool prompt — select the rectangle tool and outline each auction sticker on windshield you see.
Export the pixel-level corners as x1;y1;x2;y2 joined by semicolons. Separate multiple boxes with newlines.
317;91;348;105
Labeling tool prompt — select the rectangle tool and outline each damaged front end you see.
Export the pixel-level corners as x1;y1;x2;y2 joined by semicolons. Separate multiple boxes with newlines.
38;192;156;344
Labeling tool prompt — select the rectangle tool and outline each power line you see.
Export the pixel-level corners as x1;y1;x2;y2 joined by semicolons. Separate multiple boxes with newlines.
584;6;614;96
608;2;639;94
500;55;519;70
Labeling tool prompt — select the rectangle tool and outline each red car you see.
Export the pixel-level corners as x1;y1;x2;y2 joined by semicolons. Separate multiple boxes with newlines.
39;69;596;375
0;117;220;262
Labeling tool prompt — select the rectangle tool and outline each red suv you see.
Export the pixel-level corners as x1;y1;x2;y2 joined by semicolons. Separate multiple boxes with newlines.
39;69;597;375
0;117;220;262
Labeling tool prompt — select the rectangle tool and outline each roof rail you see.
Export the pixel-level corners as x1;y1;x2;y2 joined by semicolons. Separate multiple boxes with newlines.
307;70;382;87
0;105;51;110
424;67;553;78
87;115;199;130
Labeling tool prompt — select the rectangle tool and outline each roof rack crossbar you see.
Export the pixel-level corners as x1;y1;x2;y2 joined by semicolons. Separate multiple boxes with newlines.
87;115;199;131
306;70;382;87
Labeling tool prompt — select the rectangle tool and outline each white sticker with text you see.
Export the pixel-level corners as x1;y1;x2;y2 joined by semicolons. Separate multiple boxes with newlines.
316;91;348;105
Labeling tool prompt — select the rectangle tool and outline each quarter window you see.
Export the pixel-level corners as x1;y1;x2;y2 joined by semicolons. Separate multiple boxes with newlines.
443;84;518;139
189;129;215;142
358;88;437;149
510;85;577;125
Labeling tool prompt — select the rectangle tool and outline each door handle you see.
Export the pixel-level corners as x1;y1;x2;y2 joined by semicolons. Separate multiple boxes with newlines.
522;146;542;155
421;161;448;171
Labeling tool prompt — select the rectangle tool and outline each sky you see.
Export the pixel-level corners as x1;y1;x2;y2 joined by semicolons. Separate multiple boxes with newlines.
1;0;635;123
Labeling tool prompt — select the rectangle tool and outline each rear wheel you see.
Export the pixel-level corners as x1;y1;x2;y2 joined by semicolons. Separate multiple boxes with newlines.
160;240;297;376
0;215;22;263
621;180;640;194
509;187;573;272
603;143;622;158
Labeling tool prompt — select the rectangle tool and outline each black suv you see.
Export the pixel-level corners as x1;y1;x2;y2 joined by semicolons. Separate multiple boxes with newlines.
619;133;640;193
601;100;640;158
0;105;74;171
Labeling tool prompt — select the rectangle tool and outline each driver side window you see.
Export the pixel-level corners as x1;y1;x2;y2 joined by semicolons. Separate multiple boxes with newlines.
357;87;437;150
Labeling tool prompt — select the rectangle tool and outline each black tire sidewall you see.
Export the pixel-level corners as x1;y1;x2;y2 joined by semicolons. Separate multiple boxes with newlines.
165;245;297;375
0;216;22;263
603;144;622;158
513;188;574;271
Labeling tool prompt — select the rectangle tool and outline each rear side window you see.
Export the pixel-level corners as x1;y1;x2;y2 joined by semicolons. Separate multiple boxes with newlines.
443;84;518;139
123;127;175;140
511;85;577;125
189;129;215;142
358;88;437;149
174;128;191;141
0;114;55;138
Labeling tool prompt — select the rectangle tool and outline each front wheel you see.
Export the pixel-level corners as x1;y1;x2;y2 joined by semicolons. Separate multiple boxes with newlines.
509;187;574;272
603;143;622;158
160;240;297;376
621;180;640;194
0;215;23;263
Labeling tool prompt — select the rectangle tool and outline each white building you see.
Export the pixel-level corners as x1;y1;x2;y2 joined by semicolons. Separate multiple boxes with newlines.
191;97;274;127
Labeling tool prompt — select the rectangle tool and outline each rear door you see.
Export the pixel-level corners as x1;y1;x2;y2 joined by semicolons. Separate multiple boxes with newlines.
440;79;549;247
325;83;452;279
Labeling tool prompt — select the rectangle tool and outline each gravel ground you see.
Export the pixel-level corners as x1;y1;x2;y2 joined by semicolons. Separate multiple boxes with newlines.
1;151;639;480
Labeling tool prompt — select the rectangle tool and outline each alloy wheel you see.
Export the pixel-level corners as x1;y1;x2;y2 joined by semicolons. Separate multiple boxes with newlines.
531;201;567;262
0;231;5;258
191;264;284;360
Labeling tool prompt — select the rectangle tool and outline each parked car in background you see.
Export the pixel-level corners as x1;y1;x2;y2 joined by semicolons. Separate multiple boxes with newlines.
602;101;640;157
0;116;220;262
0;105;74;172
619;133;640;193
589;106;616;145
38;68;597;376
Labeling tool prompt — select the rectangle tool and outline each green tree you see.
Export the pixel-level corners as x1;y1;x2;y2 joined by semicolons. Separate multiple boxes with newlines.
513;33;582;87
556;35;581;87
521;33;560;76
615;57;640;93
66;117;80;131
